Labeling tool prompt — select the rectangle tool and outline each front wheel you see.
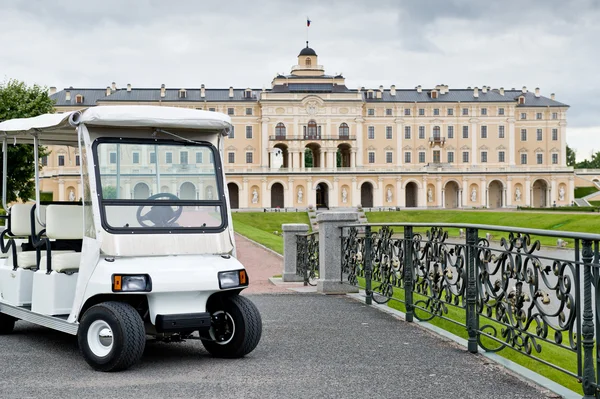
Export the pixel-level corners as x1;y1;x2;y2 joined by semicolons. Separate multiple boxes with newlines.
0;313;16;334
78;302;146;372
202;295;262;358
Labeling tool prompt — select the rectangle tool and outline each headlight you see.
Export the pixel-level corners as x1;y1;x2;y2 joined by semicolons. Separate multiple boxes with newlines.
112;274;152;292
218;270;248;289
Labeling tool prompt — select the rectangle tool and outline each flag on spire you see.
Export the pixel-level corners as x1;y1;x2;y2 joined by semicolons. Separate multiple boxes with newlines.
307;18;311;27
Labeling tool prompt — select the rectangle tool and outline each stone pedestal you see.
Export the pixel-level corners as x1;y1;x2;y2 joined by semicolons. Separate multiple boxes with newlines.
316;212;360;294
282;223;309;282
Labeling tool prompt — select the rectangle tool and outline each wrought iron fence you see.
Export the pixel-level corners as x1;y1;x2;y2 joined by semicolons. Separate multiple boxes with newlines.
296;232;319;286
340;223;600;396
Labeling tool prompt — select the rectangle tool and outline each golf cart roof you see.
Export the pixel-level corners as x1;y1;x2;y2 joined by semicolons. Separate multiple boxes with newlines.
0;106;232;145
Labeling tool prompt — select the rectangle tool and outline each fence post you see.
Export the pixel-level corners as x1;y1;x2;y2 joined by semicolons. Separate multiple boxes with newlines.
316;212;359;294
466;227;479;354
364;225;372;305
282;223;309;282
403;225;414;322
581;239;596;398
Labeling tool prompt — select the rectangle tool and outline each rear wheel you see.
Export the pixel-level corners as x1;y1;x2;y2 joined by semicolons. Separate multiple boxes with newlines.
0;313;16;334
78;301;146;372
202;295;262;358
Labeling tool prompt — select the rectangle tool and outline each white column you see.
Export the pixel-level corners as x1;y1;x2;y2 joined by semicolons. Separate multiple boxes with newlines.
351;150;357;168
261;178;268;208
58;179;65;201
525;177;531;207
355;117;364;166
300;151;305;169
269;150;275;169
285;178;293;208
308;179;314;206
419;178;427;207
560;122;567;165
568;177;575;205
351;178;359;207
481;178;487;207
319;151;325;169
436;177;442;208
458;189;463;208
462;178;469;207
508;117;516;165
124;180;131;200
260;118;270;167
551;177;557;206
375;177;384;207
287;151;293;169
441;189;446;208
241;178;249;208
170;180;177;197
327;150;335;169
397;178;404;207
506;178;513;207
331;178;339;207
396;119;404;166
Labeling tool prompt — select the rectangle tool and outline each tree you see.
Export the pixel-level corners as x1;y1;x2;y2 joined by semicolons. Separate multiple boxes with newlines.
566;145;576;167
0;79;54;204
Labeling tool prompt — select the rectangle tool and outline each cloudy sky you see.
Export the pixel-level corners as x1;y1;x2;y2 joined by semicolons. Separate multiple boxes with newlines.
1;0;598;160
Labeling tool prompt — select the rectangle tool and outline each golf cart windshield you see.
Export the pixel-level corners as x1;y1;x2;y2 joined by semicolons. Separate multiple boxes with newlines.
93;138;226;234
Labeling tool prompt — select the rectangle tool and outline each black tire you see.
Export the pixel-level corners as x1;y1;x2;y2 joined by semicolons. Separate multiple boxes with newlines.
0;313;16;334
78;301;146;372
202;295;262;358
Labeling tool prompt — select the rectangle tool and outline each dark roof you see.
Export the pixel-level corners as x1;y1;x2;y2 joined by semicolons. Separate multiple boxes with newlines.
271;83;351;93
299;46;317;56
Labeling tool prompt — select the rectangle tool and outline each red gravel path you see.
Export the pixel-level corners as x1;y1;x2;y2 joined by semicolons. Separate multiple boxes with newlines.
235;233;293;294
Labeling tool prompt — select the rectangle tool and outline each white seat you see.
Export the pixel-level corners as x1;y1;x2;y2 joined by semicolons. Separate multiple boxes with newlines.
20;250;75;269
39;253;81;273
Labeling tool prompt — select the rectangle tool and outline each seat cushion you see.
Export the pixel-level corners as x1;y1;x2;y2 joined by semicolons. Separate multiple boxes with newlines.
39;252;81;273
19;250;74;269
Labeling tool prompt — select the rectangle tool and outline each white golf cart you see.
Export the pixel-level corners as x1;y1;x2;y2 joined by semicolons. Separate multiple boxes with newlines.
0;106;262;371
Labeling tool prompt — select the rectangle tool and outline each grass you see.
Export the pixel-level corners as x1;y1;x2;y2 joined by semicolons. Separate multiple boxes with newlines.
365;210;600;247
575;186;598;198
231;212;310;254
590;201;600;207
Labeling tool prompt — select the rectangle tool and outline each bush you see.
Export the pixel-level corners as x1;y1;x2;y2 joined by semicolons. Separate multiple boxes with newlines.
518;206;599;212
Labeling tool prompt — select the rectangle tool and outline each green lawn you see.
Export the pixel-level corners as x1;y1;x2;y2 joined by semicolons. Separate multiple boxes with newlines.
575;186;598;198
231;212;310;254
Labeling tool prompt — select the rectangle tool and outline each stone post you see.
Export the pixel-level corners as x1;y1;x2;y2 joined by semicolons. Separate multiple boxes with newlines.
316;212;359;294
282;224;309;282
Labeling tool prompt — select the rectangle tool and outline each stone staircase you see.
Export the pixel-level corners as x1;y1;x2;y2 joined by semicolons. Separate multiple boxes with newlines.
307;207;367;232
575;198;592;207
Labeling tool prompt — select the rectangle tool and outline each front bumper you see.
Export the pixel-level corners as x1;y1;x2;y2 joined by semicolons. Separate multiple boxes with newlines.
155;312;211;333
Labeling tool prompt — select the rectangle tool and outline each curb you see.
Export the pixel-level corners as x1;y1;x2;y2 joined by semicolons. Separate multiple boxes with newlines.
235;233;284;259
347;292;579;399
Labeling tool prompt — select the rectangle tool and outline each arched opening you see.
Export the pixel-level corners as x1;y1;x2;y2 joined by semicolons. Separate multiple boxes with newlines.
271;183;284;208
405;182;418;208
274;143;289;168
275;122;286;139
360;182;374;208
133;182;150;199
180;182;196;200
316;183;329;209
227;183;239;209
305;143;321;168
532;179;548;207
444;181;459;209
305;57;312;67
337;143;352;168
339;123;349;138
488;180;503;209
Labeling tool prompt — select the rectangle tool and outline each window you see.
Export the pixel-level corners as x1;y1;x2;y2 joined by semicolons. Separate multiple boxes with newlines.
368;152;375;164
386;108;393;116
246;126;253;139
165;152;173;164
462;126;469;138
419;108;425;116
209;107;216;112
404;126;411;139
433;150;440;163
228;152;235;164
246;108;252;115
418;126;425;139
150;152;156;164
552;128;558;141
498;125;505;138
404;108;411;116
306;120;318;138
229;126;235;138
521;129;527;141
481;151;487;163
196;152;203;163
433;126;441;139
447;152;454;163
433;108;440;116
386;126;393;139
462;151;469;163
481;125;487;139
75;94;84;104
180;151;188;165
41;156;48;166
404;152;411;163
447;126;454;138
109;152;117;164
132;152;140;164
339;123;349;137
498;108;505;116
498;151;505;163
552;153;558;164
368;126;375;139
537;129;543;141
552;112;558;120
418;151;425;163
246;152;253;164
462;108;468;116
306;57;311;67
447;108;454;116
536;112;542;120
481;108;487;116
275;122;286;138
520;153;527;164
227;107;234;116
368;108;375;116
386;152;393;163
520;112;527;120
537;153;543;164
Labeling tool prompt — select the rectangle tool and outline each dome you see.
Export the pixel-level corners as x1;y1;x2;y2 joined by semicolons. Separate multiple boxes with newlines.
299;46;317;56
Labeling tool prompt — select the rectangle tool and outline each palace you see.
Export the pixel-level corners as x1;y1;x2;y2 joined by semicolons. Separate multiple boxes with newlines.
45;43;573;209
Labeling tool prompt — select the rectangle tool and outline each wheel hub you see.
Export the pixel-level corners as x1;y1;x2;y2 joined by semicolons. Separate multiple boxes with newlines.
87;320;114;357
210;311;235;345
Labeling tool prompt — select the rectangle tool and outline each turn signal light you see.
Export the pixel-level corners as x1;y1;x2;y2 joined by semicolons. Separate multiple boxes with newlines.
239;270;247;285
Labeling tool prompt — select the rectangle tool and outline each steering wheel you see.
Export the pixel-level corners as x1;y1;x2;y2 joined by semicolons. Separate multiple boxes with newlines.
136;193;183;227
